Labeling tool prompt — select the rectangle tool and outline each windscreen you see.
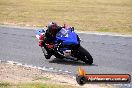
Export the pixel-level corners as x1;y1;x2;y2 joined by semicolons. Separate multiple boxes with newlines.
56;28;69;37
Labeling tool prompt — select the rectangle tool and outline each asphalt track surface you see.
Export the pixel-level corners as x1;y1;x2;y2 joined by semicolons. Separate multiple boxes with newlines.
0;26;132;78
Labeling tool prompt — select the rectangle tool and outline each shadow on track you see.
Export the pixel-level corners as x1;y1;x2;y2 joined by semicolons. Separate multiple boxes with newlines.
48;58;97;66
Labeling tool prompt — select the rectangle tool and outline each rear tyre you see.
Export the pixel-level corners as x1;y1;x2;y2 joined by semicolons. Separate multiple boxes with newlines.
78;46;93;65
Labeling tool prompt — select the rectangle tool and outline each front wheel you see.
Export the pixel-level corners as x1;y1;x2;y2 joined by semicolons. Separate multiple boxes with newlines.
78;46;93;65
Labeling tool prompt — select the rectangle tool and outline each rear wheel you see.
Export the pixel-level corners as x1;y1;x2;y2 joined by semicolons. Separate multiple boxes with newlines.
78;46;93;65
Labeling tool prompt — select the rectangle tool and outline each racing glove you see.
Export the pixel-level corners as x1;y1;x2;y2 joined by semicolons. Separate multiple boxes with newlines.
45;43;54;49
39;34;44;47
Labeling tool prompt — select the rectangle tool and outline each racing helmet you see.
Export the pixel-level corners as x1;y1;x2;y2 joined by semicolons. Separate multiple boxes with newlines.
47;22;58;36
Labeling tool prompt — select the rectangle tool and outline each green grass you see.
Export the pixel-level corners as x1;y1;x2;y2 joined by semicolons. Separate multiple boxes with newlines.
0;82;74;88
0;0;132;34
0;82;11;88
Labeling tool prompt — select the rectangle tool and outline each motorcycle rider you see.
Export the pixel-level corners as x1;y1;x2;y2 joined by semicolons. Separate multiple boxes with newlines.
39;22;63;59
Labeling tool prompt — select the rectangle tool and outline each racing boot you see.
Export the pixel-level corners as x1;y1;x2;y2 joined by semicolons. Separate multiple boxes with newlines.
42;47;52;59
45;54;52;59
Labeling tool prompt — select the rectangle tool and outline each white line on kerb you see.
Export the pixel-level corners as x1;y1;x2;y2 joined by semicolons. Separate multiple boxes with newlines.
49;67;54;70
76;31;132;37
2;60;72;74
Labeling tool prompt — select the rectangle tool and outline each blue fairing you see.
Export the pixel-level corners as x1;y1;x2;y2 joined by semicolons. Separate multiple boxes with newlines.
56;28;78;45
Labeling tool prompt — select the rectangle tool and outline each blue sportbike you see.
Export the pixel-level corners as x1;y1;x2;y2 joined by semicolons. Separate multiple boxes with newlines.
36;27;93;64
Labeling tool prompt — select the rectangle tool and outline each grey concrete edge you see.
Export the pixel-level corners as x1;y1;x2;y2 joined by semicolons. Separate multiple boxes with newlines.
0;24;132;37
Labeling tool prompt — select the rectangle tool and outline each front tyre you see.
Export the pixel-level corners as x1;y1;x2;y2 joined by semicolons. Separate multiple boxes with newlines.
78;46;93;65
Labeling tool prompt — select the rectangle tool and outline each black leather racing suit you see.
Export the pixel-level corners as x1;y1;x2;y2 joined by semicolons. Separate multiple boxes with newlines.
43;26;62;59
